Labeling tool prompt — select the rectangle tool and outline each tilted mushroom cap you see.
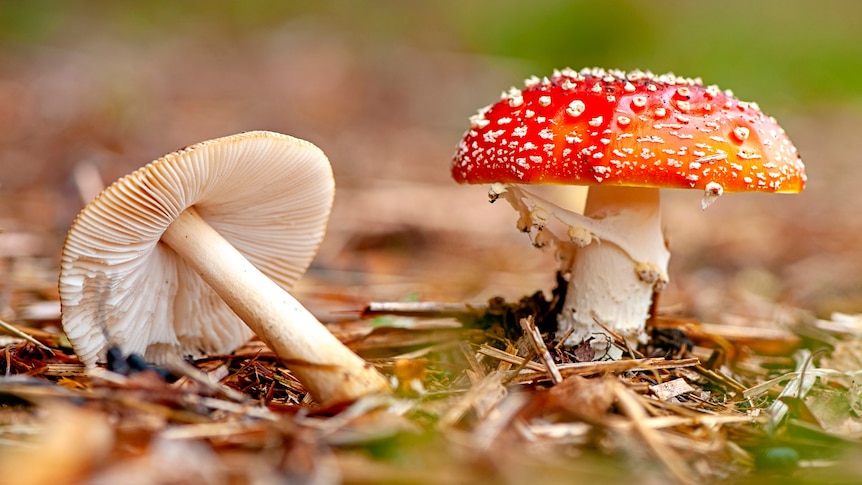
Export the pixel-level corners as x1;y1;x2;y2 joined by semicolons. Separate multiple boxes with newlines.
60;131;334;365
453;67;806;193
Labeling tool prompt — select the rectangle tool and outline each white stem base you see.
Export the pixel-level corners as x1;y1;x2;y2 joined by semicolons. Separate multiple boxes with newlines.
498;184;669;350
162;207;390;404
561;186;669;346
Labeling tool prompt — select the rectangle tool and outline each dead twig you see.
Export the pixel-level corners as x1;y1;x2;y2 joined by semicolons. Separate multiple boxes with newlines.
0;319;53;352
438;371;508;429
511;357;700;384
361;301;478;319
476;344;544;372
520;316;562;385
613;379;698;485
165;358;248;403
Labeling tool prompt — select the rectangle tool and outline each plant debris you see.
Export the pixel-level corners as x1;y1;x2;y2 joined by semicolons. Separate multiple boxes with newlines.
4;255;862;485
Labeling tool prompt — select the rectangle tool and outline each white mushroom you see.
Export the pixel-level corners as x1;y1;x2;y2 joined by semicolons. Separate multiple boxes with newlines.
60;131;390;404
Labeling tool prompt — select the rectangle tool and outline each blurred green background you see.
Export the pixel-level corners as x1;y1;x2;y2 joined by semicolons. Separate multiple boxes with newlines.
3;0;861;110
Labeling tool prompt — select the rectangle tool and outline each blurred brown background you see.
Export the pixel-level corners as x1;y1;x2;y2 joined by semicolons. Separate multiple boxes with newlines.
2;0;861;323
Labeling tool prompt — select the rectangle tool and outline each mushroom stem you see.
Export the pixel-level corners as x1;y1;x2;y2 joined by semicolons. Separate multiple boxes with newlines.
559;185;669;346
161;207;390;404
500;184;669;348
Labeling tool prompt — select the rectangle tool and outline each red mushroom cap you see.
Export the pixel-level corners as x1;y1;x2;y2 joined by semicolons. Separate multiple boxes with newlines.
452;68;806;193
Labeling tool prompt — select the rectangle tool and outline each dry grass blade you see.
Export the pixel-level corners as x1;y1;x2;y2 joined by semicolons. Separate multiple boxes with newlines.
159;420;270;441
747;349;820;432
494;342;517;372
438;371;508;429
512;357;699;383
624;414;758;430
520;316;562;384
187;396;278;421
813;312;862;336
0;378;81;400
693;365;747;395
742;366;859;401
41;363;88;377
460;341;486;384
476;344;545;372
0;319;52;352
362;301;477;319
613;380;698;485
165;357;248;403
471;392;530;451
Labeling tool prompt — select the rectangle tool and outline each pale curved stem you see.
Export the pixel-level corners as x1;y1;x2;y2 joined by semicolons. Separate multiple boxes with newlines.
162;207;390;404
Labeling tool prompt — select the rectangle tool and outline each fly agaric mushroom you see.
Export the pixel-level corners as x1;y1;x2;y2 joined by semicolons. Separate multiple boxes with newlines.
60;131;390;404
452;68;805;350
